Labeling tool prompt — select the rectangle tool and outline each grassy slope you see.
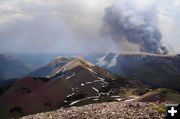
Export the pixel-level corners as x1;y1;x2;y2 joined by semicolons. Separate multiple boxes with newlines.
137;88;180;103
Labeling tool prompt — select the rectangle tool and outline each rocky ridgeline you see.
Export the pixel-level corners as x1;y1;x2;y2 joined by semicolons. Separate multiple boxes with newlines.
20;102;165;119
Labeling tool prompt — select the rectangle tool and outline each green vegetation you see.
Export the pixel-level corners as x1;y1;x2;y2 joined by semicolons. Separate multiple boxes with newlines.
102;73;151;98
153;89;180;102
112;73;122;80
118;89;134;98
118;87;150;98
149;103;165;114
143;88;180;103
111;74;129;84
135;86;150;95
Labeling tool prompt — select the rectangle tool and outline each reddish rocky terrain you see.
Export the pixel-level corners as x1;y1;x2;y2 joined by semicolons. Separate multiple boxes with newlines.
20;102;165;119
0;58;116;118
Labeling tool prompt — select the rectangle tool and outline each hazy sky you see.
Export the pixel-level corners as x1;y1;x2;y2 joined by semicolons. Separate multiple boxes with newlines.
0;0;179;54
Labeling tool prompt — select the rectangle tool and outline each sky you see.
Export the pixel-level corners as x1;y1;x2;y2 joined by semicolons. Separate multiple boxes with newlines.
0;0;179;55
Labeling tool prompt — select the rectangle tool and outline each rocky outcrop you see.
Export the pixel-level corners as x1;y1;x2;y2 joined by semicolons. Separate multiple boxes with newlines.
20;102;165;119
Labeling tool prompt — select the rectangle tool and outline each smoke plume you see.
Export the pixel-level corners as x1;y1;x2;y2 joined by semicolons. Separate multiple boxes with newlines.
103;0;168;54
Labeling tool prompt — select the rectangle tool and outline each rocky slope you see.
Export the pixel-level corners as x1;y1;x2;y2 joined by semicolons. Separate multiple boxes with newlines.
1;56;179;119
20;102;165;119
97;52;180;91
0;57;125;118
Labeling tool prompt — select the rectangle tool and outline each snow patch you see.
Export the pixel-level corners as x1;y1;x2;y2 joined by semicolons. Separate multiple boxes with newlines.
96;54;109;67
98;77;108;84
54;73;65;80
66;93;75;98
69;100;81;106
69;96;99;106
62;67;66;73
92;87;99;93
100;89;112;96
107;53;119;68
87;68;98;75
81;83;85;86
124;96;139;102
93;80;101;83
115;98;123;101
93;99;99;101
85;82;93;84
47;67;66;78
66;73;75;80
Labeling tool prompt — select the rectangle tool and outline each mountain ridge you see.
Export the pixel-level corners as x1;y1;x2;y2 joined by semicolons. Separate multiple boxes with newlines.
0;54;33;80
1;56;180;119
96;52;180;91
0;57;118;118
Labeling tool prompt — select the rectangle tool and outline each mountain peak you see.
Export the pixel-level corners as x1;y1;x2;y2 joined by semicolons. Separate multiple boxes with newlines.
71;57;94;67
59;57;94;70
47;57;94;78
47;56;73;66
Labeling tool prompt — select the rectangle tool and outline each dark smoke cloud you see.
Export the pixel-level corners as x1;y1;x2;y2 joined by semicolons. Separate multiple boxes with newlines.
103;0;168;54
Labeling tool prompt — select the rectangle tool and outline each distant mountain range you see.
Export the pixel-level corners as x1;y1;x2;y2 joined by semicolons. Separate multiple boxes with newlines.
0;54;180;118
96;52;180;91
28;56;74;77
0;54;101;81
0;55;33;80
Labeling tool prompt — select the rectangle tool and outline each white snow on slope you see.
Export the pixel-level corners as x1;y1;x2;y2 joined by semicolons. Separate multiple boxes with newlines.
87;67;98;75
92;87;101;97
69;96;99;106
96;54;109;67
81;83;85;86
66;73;75;80
92;87;99;93
54;74;65;80
124;96;139;102
107;53;120;68
100;89;112;96
98;77;108;84
66;93;75;98
85;82;93;84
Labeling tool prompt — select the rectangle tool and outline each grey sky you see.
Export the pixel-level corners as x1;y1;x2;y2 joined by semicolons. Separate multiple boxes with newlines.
0;0;179;54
